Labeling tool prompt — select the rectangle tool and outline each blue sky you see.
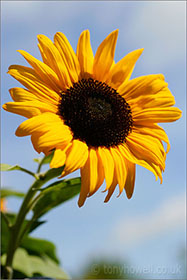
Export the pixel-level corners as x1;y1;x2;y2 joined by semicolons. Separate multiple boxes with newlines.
1;1;186;279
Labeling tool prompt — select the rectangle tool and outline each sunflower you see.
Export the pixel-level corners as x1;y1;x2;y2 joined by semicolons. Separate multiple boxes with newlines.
3;30;182;207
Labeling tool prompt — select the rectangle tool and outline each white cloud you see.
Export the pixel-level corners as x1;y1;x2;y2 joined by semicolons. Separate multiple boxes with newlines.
112;193;186;248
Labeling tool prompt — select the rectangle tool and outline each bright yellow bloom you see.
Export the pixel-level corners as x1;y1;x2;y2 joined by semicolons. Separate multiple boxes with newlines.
3;30;182;206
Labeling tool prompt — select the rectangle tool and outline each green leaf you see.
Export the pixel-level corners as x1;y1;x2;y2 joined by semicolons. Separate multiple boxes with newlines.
1;213;45;255
1;248;32;277
1;248;69;279
3;212;45;232
40;151;55;165
29;254;69;279
33;177;81;219
21;236;59;264
1;188;25;198
29;219;46;233
41;165;65;182
0;164;23;171
0;164;36;178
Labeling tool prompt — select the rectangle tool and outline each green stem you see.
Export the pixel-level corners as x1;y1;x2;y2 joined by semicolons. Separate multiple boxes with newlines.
3;178;44;279
1;212;11;227
19;167;39;179
17;214;36;246
36;161;42;174
3;166;61;279
16;194;42;245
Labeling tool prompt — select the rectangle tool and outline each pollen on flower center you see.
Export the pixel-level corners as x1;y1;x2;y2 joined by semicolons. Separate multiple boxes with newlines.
58;78;133;148
88;96;113;121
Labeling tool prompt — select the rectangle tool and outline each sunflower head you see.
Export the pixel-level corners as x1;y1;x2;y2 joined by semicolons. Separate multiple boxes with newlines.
58;77;133;148
3;30;182;206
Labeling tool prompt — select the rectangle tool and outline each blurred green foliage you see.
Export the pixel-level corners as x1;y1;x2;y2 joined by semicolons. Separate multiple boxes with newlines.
1;154;82;279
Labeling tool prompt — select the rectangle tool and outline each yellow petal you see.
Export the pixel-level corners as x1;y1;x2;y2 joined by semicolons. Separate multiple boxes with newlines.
31;132;46;154
118;144;162;181
9;87;40;102
133;107;182;124
98;147;114;190
38;43;48;65
18;50;62;92
152;163;163;184
3;101;57;119
110;147;127;195
78;148;104;207
15;113;69;136
129;87;175;112
54;32;80;83
126;133;165;174
31;129;72;154
37;34;72;89
3;103;40;118
61;140;88;177
104;168;118;203
87;148;99;194
50;148;66;168
118;74;166;97
76;30;94;78
133;123;171;153
88;150;104;196
123;158;136;199
107;49;144;89
126;132;165;170
8;65;60;104
78;162;90;207
93;30;118;82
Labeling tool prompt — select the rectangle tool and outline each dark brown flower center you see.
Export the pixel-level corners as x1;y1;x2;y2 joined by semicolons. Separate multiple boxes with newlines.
58;78;133;148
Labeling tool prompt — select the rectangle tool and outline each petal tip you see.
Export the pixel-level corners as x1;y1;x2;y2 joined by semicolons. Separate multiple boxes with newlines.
17;50;26;57
78;199;84;207
127;193;133;199
136;48;144;56
113;29;119;37
2;104;7;111
83;29;90;34
37;34;46;42
108;29;119;39
15;127;21;137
